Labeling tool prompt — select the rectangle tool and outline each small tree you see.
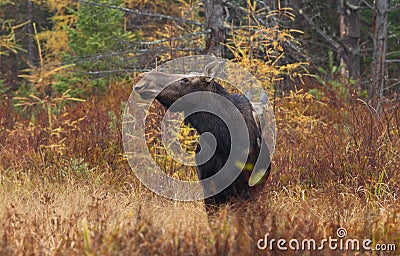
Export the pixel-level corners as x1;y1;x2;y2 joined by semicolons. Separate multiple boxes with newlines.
55;0;136;96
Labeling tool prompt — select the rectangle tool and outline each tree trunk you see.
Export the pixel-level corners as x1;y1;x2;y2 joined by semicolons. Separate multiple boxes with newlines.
204;0;225;57
28;0;35;66
370;0;388;111
338;0;360;79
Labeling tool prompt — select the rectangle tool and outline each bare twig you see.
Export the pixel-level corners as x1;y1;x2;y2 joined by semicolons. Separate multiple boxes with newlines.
292;3;350;66
383;80;400;91
75;69;137;75
386;51;400;57
360;0;373;9
223;1;276;27
385;59;400;63
388;3;400;12
130;30;211;46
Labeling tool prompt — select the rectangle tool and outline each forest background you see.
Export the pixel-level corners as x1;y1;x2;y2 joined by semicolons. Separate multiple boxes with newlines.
0;0;399;255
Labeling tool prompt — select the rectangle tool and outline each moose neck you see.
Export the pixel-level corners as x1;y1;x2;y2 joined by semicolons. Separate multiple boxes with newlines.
186;81;236;148
184;109;232;151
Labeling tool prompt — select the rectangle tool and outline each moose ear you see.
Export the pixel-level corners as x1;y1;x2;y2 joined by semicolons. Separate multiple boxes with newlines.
260;90;268;108
244;89;253;101
204;60;226;82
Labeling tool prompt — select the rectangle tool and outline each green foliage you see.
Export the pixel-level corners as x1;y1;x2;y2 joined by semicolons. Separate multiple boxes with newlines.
52;73;85;97
307;88;324;100
61;158;92;180
313;50;359;100
55;0;137;96
13;80;33;98
67;0;130;58
314;51;341;86
82;220;91;255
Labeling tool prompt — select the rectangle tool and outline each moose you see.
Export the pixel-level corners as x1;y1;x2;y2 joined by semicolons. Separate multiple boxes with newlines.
135;62;271;214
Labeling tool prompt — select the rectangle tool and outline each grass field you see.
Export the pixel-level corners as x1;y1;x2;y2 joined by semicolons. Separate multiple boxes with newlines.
0;81;399;255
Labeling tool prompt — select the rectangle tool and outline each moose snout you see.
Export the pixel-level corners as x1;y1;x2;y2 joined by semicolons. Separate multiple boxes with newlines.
134;71;186;100
134;84;158;100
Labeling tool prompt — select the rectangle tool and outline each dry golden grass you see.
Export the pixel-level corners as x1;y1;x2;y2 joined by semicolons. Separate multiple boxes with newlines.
0;177;398;255
0;81;399;255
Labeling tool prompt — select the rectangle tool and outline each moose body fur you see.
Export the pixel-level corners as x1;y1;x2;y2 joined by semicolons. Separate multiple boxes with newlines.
135;72;271;213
